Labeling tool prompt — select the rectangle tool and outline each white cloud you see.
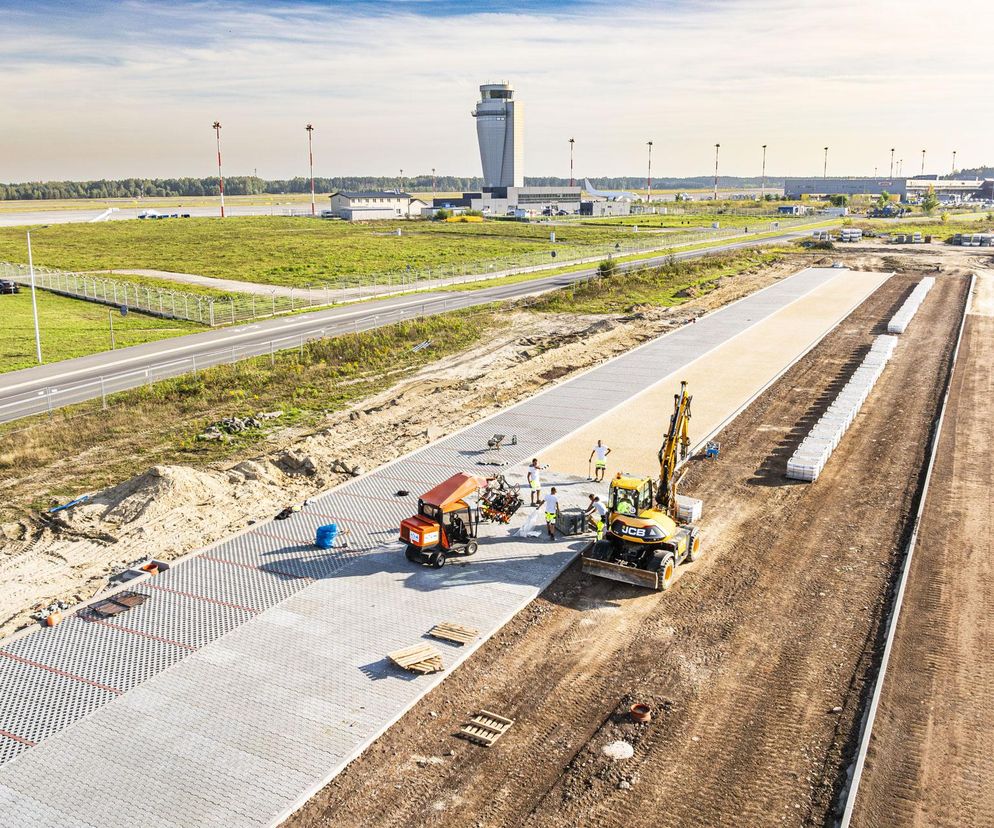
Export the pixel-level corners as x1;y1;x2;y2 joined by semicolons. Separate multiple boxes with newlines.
1;0;991;180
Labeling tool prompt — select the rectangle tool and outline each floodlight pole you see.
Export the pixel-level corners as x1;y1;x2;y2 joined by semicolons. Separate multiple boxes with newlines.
306;124;315;216
646;141;653;203
890;148;895;179
713;143;720;201
26;230;42;364
921;148;926;176
823;146;829;178
432;167;436;195
951;150;956;176
569;138;575;188
213;121;225;218
761;144;767;200
399;169;404;193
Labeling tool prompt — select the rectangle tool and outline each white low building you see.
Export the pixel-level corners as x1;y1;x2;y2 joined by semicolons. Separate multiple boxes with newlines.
328;191;427;220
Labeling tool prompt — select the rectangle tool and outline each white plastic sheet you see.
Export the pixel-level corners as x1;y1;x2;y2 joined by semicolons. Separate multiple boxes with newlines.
514;506;547;538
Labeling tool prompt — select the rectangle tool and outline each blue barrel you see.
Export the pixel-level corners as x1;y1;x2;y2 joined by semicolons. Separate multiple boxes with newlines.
315;523;338;549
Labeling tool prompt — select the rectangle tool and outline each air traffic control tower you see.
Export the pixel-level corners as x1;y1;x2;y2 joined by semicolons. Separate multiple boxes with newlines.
472;82;524;188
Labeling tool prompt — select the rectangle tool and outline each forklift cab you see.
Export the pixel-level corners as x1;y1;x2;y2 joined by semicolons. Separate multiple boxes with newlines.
400;473;483;568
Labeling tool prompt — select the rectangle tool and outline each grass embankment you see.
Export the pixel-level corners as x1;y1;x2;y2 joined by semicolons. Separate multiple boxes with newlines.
0;308;500;510
1;291;199;373
530;248;788;314
0;217;634;288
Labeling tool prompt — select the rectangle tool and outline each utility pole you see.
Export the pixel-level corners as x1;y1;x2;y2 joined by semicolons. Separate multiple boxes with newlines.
399;169;404;192
212;121;225;218
306;124;315;216
569;137;575;188
26;230;42;364
761;144;767;200
713;143;720;201
646;141;653;203
823;146;829;178
432;167;436;195
921;148;926;176
952;150;957;176
890;148;895;179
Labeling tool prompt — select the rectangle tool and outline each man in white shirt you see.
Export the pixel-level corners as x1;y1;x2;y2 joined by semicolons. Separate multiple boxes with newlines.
543;487;560;540
527;458;543;506
584;494;608;540
589;440;611;482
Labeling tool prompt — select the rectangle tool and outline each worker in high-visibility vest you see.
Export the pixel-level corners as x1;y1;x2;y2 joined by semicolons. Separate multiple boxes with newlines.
588;440;612;482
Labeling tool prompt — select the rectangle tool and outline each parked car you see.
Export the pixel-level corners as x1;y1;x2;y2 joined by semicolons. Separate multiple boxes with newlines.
0;279;20;295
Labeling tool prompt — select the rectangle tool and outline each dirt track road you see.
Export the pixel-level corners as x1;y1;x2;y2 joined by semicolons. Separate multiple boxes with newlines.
851;294;994;827
286;271;969;828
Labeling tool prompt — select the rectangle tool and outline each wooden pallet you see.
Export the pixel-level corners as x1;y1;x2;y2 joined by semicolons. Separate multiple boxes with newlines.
428;621;479;646
387;643;444;674
458;710;514;747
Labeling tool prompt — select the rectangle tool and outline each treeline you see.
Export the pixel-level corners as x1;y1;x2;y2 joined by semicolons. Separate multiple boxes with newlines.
4;168;989;202
1;174;786;201
0;176;488;201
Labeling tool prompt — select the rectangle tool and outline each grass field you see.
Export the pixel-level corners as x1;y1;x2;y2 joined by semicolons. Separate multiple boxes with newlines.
0;217;641;288
855;215;994;239
1;291;199;372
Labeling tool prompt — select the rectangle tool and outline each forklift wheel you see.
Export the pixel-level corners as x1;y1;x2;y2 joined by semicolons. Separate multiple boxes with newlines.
464;541;479;556
431;553;446;569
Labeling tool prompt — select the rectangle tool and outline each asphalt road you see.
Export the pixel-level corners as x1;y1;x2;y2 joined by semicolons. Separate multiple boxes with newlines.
0;204;303;228
0;227;821;424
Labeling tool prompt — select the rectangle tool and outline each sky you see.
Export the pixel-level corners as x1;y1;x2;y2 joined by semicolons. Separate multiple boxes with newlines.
1;0;992;182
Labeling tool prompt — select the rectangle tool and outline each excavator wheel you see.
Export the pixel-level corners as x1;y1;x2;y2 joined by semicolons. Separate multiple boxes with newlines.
590;540;614;561
687;528;703;563
657;553;677;591
464;541;479;556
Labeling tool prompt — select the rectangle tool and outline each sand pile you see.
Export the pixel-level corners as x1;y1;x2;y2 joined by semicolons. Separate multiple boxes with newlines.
59;465;229;532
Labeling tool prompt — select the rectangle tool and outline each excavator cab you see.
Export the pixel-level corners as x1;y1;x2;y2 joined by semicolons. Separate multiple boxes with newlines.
400;473;483;569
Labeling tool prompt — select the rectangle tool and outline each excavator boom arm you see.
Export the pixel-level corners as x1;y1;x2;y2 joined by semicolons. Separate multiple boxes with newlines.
656;381;692;517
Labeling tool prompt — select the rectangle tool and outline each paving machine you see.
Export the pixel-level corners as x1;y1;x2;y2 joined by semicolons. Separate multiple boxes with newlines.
582;380;702;591
400;473;484;568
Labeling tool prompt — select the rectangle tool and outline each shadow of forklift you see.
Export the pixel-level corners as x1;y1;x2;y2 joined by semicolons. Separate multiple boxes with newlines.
400;473;482;568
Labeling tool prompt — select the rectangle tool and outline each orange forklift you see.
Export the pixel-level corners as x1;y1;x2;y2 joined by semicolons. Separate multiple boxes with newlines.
400;473;484;568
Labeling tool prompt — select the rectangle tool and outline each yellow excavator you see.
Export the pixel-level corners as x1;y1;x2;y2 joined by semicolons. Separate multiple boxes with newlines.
581;380;702;590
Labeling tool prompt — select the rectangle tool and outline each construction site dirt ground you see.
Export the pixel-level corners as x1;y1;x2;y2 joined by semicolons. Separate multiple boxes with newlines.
285;271;970;828
851;272;994;828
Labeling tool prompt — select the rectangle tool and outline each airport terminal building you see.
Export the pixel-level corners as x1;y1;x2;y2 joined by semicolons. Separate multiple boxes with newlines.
785;176;993;202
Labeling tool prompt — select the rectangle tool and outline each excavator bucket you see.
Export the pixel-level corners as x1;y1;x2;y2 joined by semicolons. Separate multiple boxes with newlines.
581;556;663;590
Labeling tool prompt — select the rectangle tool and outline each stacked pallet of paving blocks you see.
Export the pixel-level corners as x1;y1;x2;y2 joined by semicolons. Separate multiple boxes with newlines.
839;227;863;242
786;335;898;482
887;277;934;334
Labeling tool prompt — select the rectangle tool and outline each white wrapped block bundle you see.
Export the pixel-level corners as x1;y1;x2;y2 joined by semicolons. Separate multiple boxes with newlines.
676;495;703;523
787;454;825;482
888;278;935;334
788;334;897;483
